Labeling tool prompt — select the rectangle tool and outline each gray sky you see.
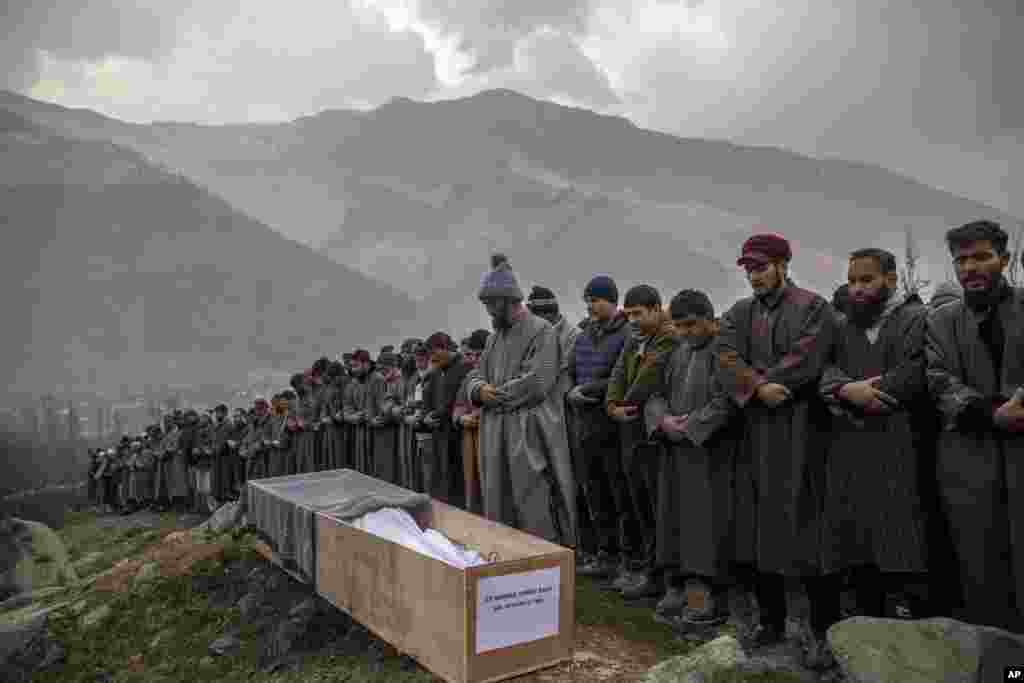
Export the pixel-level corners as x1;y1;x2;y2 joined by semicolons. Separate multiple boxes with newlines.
3;0;1021;216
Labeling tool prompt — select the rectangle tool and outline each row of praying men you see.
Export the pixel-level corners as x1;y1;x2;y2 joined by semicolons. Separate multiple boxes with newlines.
88;219;1023;668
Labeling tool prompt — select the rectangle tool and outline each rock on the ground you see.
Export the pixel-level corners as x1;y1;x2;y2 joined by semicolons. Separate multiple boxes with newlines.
133;562;160;587
195;501;246;536
0;518;78;597
643;636;748;683
209;634;241;656
827;616;1024;683
80;604;112;629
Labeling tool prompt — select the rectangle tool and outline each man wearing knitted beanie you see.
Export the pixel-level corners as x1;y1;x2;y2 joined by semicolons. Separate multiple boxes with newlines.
465;254;577;546
528;285;580;398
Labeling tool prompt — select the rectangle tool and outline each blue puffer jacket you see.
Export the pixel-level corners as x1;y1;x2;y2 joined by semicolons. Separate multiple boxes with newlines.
569;312;630;397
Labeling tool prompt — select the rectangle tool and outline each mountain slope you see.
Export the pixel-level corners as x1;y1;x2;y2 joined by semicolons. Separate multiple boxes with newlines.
2;88;1018;330
0;110;419;399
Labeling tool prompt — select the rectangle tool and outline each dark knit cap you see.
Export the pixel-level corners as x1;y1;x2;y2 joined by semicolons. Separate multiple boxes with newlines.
478;253;524;301
584;275;618;304
380;345;395;354
342;352;353;361
377;352;400;367
737;233;791;266
467;328;490;351
669;290;714;320
425;331;457;351
214;404;228;413
400;338;422;354
414;342;429;355
527;285;559;315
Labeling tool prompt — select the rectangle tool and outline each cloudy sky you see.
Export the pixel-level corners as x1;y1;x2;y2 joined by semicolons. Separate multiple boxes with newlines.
3;0;1022;216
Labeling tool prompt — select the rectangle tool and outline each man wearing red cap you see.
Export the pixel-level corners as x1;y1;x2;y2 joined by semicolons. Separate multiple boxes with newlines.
714;232;837;666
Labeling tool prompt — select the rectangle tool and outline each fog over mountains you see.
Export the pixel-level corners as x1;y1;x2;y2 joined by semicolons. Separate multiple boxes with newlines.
3;88;1021;399
1;109;418;402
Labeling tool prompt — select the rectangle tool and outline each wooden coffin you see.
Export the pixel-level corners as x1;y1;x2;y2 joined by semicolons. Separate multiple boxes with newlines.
316;497;575;683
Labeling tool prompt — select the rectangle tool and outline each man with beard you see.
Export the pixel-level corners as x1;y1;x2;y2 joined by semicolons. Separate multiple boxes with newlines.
290;372;318;474
926;220;1024;632
161;412;191;513
153;412;180;512
818;249;930;625
454;329;491;514
401;343;435;492
241;397;274;481
228;408;249;498
464;254;575;546
391;339;424;489
570;276;632;579
606;284;679;600
420;332;471;506
130;431;159;513
180;411;213;513
318;361;349;471
343;350;374;474
368;351;403;484
714;233;836;666
308;358;330;470
211;404;235;504
646;289;738;629
269;393;292;477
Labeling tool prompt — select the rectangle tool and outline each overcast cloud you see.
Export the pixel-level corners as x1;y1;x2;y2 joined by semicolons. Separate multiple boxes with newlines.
2;0;1021;214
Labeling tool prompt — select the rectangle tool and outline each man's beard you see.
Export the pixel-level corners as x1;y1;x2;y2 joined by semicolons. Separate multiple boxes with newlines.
962;273;1004;311
491;313;512;330
847;286;891;328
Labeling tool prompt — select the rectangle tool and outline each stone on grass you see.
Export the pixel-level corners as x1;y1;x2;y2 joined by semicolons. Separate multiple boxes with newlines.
642;635;747;683
0;519;78;597
195;502;245;536
827;616;1024;683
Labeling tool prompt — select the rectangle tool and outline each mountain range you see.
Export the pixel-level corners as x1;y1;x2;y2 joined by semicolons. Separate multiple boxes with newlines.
1;109;418;402
2;87;1021;399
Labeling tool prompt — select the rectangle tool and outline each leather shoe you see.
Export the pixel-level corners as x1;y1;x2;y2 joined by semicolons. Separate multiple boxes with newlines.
621;574;663;600
577;554;617;579
655;586;687;617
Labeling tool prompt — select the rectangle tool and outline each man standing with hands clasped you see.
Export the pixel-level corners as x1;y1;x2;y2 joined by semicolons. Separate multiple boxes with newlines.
926;220;1024;633
714;232;837;668
465;253;576;547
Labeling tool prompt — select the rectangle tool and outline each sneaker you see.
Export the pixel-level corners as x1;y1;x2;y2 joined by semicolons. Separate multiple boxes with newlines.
611;570;643;592
655;587;687;618
622;574;663;600
679;583;728;625
577;554;617;579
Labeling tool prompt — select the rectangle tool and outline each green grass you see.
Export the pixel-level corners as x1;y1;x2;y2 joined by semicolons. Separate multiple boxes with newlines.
27;512;811;683
575;576;699;658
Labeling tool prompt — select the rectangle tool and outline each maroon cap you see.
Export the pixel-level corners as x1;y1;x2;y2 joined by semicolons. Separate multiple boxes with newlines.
737;233;791;267
352;349;372;363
